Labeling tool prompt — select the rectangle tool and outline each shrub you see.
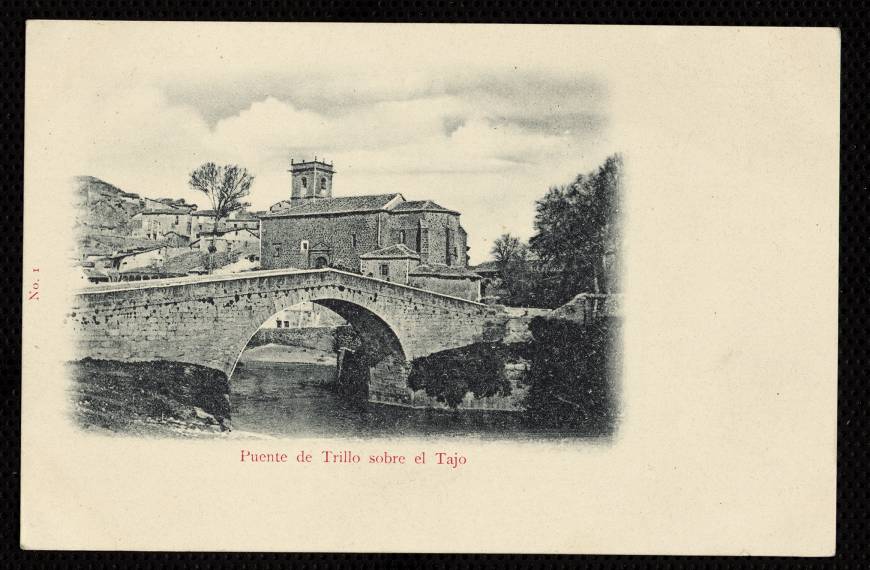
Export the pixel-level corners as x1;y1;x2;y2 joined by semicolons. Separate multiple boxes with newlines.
408;343;513;408
522;316;619;434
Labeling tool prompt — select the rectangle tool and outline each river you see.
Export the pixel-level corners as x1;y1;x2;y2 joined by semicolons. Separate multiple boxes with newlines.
229;360;566;440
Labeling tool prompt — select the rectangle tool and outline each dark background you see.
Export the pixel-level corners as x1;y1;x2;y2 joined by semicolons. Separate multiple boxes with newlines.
3;1;866;567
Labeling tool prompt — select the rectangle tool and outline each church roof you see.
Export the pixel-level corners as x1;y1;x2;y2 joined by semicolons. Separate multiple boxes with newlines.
391;200;459;214
265;194;403;217
359;244;421;260
409;264;482;280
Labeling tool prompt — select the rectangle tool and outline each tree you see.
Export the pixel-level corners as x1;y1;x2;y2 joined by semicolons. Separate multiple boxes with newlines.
408;343;513;408
529;154;623;302
492;233;522;267
522;316;619;435
490;233;532;306
188;163;255;273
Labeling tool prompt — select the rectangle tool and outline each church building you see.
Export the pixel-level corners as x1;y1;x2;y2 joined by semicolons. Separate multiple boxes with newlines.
260;158;470;277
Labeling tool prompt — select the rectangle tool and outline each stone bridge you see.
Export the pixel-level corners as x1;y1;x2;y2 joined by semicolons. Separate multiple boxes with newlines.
68;268;520;405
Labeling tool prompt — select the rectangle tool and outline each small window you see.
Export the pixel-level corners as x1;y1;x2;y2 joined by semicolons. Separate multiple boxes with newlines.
284;321;290;328
301;177;308;188
320;177;327;190
276;320;283;328
273;244;281;256
351;233;357;248
380;263;389;277
300;240;309;252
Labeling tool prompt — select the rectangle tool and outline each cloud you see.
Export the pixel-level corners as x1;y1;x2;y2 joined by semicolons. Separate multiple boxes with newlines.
163;70;444;125
53;57;613;264
209;94;468;158
163;68;608;128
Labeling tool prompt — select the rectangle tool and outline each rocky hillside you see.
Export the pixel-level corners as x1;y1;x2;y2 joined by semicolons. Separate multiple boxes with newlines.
73;175;158;260
72;176;265;281
73;176;145;238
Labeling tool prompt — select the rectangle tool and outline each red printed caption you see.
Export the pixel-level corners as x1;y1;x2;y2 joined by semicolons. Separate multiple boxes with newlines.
239;449;468;469
27;267;40;301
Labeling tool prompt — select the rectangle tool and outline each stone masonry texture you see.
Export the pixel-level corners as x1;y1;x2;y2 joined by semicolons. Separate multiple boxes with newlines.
260;209;468;272
68;269;516;405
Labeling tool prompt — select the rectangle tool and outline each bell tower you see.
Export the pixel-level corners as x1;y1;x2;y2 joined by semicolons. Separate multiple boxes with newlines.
289;157;335;205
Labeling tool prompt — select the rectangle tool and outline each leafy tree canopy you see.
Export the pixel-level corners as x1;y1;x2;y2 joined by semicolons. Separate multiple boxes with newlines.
529;154;623;301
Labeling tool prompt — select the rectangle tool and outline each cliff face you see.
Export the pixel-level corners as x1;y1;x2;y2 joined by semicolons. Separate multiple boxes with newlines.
73;175;157;261
74;176;145;239
67;358;232;437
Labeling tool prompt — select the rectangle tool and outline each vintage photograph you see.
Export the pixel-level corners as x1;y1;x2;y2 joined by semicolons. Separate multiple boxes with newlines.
62;26;623;440
22;22;839;555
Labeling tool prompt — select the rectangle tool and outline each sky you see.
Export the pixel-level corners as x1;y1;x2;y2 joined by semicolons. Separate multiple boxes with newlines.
38;23;620;264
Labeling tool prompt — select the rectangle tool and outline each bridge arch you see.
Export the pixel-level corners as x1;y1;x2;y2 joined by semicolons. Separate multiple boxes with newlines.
226;296;409;386
69;269;500;406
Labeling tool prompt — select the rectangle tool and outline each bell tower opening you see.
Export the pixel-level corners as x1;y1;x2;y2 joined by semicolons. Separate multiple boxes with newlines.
289;157;335;205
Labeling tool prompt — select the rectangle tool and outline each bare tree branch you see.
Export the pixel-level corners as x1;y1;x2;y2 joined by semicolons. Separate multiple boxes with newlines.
187;162;256;273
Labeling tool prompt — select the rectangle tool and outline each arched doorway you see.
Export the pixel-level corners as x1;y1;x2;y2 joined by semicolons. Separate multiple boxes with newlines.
309;241;331;269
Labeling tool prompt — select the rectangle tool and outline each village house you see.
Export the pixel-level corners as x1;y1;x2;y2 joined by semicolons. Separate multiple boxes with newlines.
107;245;168;272
266;303;346;329
358;245;481;301
161;230;191;247
261;158;470;271
190;209;218;237
134;201;261;242
359;244;421;283
189;209;261;238
191;227;260;253
408;264;483;302
75;245;183;283
78;261;110;284
226;210;261;231
131;203;194;240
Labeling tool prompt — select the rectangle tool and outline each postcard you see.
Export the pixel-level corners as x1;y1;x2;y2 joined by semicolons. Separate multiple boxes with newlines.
21;21;838;554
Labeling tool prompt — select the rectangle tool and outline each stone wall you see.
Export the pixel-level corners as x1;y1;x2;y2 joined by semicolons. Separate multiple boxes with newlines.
246;326;336;353
384;211;467;267
408;274;480;301
549;293;624;323
360;257;417;284
260;213;381;270
260;209;468;271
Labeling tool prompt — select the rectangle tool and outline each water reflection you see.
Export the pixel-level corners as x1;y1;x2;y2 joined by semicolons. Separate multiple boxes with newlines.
230;361;581;440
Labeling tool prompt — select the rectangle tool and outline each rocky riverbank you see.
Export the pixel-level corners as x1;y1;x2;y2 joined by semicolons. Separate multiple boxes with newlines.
67;358;235;438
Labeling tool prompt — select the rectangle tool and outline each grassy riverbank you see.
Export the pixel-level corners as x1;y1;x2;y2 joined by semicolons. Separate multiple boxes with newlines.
67;358;233;438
